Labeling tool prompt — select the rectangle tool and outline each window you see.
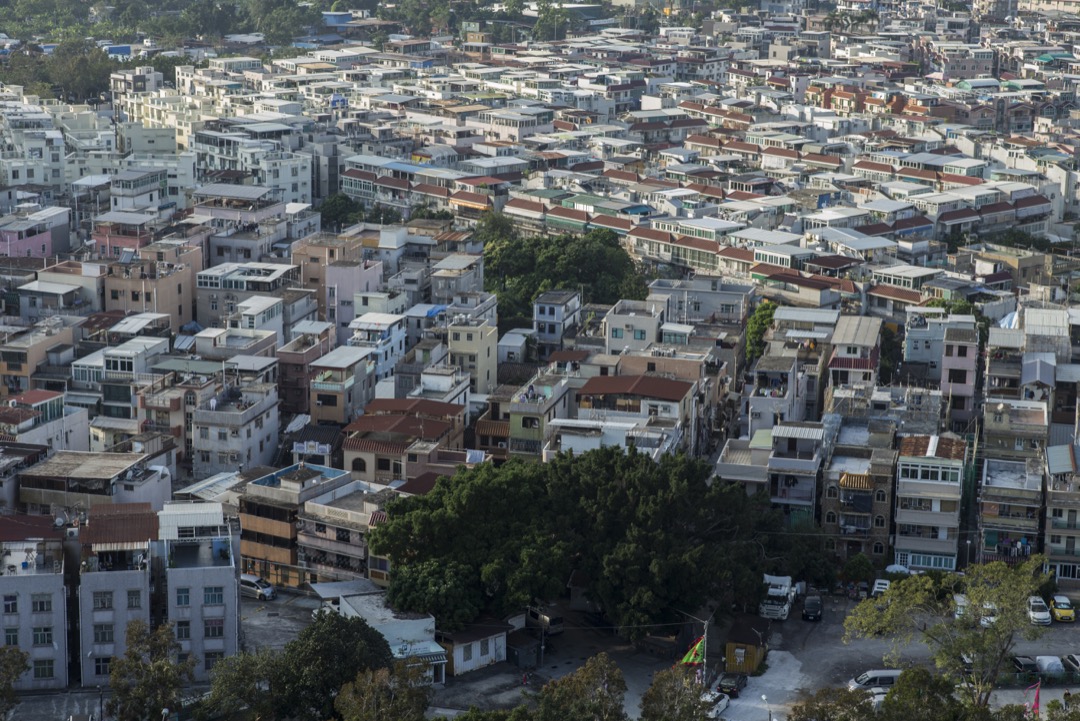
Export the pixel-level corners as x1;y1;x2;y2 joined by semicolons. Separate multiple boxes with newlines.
3;628;16;646
480;638;490;656
127;590;141;609
33;660;53;679
336;528;351;543
521;417;540;429
875;490;887;503
945;345;954;357
2;596;15;614
176;621;190;640
204;619;224;638
610;328;623;339
462;644;473;662
958;345;968;358
95;657;112;676
205;652;224;671
633;329;646;341
947;369;967;384
377;458;391;472
31;594;51;613
199;427;209;440
204;587;224;605
93;592;112;610
351;458;367;472
110;289;120;301
825;485;838;499
32;627;51;645
825;511;837;524
176;587;190;606
93;624;113;643
874;515;886;528
873;542;885;555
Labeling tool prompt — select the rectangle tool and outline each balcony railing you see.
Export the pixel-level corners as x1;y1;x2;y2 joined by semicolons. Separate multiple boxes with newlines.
768;451;820;474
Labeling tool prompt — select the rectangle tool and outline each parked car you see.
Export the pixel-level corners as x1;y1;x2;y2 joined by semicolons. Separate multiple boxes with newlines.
1013;656;1038;675
979;602;998;628
702;690;729;719
1052;595;1076;622
1037;656;1065;678
240;574;276;601
869;687;890;711
802;595;823;622
848;669;903;691
1063;654;1080;674
1029;596;1052;625
716;672;748;699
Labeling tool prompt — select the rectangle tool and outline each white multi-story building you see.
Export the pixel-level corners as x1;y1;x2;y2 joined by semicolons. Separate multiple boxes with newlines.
192;380;280;478
894;435;968;572
347;313;407;382
0;516;68;690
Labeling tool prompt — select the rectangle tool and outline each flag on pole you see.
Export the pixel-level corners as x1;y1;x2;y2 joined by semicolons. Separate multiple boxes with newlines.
680;636;705;665
1027;681;1041;717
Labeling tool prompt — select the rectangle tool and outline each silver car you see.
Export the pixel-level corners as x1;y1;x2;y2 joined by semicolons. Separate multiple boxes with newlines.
1029;596;1052;626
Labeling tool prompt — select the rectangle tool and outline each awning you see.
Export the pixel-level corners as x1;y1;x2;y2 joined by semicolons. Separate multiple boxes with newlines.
449;197;490;210
407;652;448;665
840;472;872;490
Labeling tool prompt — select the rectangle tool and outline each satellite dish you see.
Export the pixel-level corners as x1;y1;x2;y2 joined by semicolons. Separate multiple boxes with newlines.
53;517;64;528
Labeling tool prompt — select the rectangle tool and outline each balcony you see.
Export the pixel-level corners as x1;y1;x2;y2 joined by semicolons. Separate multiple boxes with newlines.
895;508;958;526
297;532;366;558
894;534;957;554
979;513;1039;532
771;487;814;505
768;451;820;474
1046;546;1080;561
1052;518;1080;530
311;376;355;393
142;420;182;438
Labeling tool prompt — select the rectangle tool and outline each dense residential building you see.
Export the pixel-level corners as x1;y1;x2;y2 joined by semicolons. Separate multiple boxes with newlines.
894;434;968;572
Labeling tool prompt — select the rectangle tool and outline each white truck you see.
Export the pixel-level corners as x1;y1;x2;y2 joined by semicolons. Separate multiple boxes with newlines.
758;574;796;620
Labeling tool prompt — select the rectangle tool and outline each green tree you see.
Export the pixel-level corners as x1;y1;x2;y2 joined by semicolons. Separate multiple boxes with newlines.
46;39;115;101
843;557;1049;710
272;611;393;721
318;193;364;230
840;552;875;586
744;301;777;364
409;204;454;221
536;653;628;721
387;559;482;631
371;460;569;621
639;665;712;721
878;326;901;384
200;648;279;721
878;667;963;721
0;646;29;718
334;660;432;721
107;620;196;721
788;687;874;721
481;225;647;332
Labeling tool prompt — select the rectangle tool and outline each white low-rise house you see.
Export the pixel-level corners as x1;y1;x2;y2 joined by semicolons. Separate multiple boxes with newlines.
339;591;448;684
437;618;513;677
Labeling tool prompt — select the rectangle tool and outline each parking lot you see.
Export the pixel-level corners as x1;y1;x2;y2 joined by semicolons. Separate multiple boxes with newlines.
13;591;1080;721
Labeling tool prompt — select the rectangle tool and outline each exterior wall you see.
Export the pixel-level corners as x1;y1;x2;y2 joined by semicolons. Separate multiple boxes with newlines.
16;408;91;452
191;386;280;478
446;634;506;676
166;558;239;682
79;567;151;686
448;320;497;394
0;571;67;690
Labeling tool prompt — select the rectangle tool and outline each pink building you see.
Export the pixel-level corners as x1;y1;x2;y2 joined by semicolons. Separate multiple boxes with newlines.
940;325;979;432
0;220;55;258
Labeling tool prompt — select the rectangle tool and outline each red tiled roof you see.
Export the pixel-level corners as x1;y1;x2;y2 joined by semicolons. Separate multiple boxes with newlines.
629;227;674;242
344;414;451;440
579;374;693;402
980;201;1015;215
411;183;451;198
364;398;464;418
853;160;894;174
504;198;546;213
0;515;63;543
867;283;922;303
10;389;62;405
938;208;980;223
591;215;633;231
342;168;376;181
673;234;719;252
1014;194;1051;208
898;434;966;460
343;438;412;455
547;206;589;222
718;246;754;261
375;176;409;189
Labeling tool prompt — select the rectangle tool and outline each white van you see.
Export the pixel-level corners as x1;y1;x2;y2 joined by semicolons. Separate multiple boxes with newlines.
526;606;565;635
848;669;903;691
240;574;276;601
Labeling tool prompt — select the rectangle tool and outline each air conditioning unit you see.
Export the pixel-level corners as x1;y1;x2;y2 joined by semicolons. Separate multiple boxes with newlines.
315;400;323;406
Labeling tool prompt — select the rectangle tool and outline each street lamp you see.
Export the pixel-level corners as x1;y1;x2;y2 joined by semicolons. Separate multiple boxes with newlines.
762;694;772;721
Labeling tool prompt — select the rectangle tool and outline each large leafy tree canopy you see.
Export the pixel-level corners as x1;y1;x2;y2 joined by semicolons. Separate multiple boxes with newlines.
843;557;1048;710
371;448;802;636
478;214;648;332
